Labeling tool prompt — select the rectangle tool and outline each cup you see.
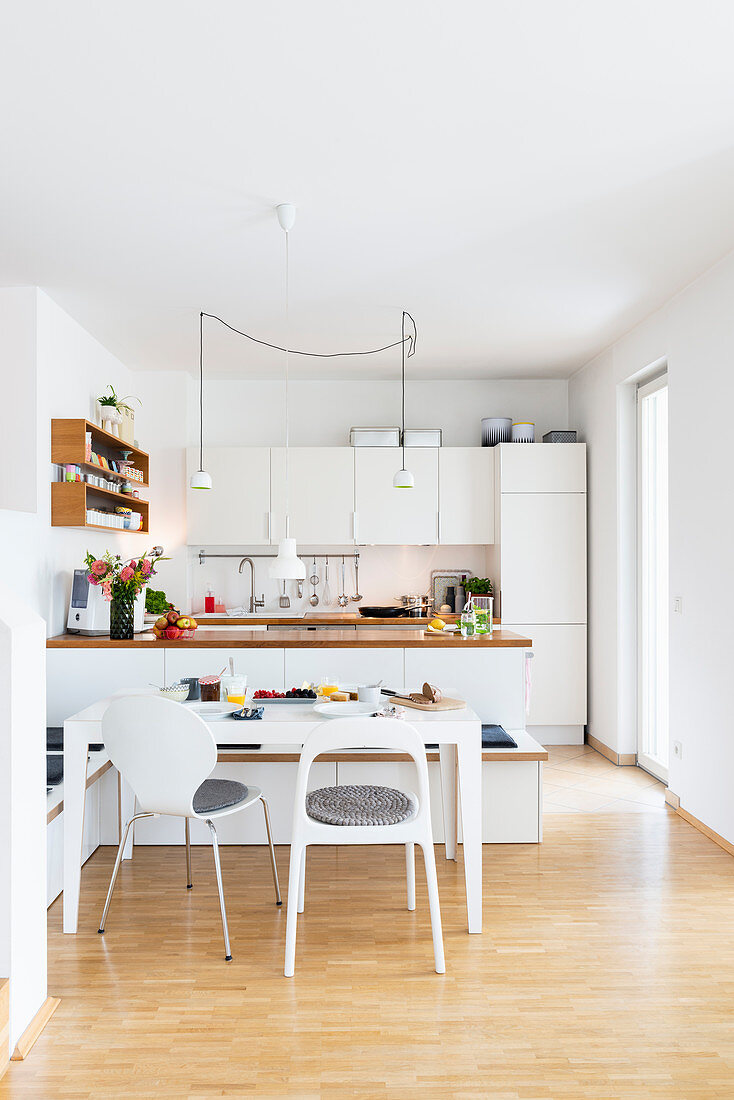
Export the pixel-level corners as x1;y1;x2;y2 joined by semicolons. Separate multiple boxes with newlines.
222;674;247;706
357;684;382;707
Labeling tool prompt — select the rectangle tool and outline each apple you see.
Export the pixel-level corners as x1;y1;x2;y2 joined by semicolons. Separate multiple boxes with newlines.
188;617;198;629
176;616;191;630
166;609;180;625
164;626;182;640
154;616;168;631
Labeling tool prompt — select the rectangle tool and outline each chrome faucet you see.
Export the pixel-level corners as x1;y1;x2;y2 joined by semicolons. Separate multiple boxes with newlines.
238;557;265;614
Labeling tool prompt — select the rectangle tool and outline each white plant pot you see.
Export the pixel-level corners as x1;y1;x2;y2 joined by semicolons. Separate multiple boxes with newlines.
98;403;122;436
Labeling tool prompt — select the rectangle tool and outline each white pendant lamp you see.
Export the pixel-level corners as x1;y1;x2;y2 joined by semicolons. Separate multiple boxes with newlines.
270;204;306;581
393;310;414;488
190;312;213;489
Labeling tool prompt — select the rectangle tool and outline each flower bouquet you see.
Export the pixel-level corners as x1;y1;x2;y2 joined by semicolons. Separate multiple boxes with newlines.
84;547;165;639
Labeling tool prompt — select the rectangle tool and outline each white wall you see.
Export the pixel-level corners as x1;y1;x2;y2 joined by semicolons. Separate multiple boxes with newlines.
198;377;568;448
0;591;47;1051
0;289;189;636
190;544;492;615
569;250;734;844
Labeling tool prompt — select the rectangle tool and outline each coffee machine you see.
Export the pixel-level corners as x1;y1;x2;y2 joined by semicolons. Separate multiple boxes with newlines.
67;570;146;635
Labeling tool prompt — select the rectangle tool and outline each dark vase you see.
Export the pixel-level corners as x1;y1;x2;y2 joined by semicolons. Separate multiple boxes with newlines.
110;595;135;640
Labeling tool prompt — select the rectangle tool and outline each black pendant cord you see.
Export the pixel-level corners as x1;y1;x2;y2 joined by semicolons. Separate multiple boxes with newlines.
200;310;416;360
400;311;416;472
199;311;204;471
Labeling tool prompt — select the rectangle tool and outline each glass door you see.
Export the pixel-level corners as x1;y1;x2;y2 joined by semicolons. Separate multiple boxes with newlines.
637;374;669;781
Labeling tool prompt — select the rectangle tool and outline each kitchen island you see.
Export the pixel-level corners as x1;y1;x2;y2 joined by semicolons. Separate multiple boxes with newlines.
47;626;532;731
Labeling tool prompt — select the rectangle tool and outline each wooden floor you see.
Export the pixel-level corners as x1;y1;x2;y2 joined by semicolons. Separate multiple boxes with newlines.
4;778;734;1097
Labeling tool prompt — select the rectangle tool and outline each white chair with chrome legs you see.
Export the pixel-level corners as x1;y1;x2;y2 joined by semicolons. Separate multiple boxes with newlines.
98;694;281;961
284;715;445;977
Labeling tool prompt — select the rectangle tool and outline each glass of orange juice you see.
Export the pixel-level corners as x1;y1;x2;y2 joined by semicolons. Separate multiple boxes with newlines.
319;677;339;698
223;674;247;706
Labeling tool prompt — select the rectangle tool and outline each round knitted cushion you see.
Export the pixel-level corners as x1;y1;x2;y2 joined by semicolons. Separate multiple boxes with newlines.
305;784;415;826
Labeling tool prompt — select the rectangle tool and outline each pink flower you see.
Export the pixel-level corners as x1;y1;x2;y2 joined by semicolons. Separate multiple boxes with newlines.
129;560;137;571
88;575;99;586
120;566;134;582
90;560;107;576
139;559;152;576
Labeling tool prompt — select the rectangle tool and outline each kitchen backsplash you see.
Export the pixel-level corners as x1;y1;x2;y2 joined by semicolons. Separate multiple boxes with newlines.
187;544;492;614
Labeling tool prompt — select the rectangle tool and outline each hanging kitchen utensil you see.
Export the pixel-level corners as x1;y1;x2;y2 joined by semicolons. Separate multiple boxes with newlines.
322;556;331;605
338;556;349;607
351;553;362;603
279;580;290;608
309;557;320;606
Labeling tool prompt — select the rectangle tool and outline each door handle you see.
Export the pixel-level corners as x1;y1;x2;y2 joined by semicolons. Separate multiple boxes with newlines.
353;511;359;543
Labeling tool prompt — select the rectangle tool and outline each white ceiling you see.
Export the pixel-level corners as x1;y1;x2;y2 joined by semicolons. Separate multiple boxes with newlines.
3;1;734;379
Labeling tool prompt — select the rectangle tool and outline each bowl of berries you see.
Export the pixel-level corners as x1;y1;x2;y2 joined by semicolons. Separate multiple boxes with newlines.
253;685;318;703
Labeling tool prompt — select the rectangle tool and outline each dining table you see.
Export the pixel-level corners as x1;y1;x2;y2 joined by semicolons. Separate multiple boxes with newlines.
62;689;484;935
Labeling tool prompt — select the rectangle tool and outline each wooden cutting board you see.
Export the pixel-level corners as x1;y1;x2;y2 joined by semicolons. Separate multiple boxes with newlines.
390;695;466;712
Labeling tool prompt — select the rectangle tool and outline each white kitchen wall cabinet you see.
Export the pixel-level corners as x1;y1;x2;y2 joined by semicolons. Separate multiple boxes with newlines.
499;442;586;493
271;447;355;545
438;448;494;544
354;448;438;545
186;446;271;545
499;492;587;624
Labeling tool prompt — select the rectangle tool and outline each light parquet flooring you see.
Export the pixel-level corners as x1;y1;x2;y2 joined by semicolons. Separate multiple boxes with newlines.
4;757;734;1098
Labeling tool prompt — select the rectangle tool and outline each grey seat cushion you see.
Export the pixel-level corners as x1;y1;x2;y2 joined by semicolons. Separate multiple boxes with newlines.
306;784;415;826
193;778;249;814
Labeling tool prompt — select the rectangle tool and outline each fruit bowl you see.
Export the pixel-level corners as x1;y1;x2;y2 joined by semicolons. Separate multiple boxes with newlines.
151;609;199;640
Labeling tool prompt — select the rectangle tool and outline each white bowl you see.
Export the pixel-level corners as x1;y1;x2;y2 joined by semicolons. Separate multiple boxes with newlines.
158;685;189;704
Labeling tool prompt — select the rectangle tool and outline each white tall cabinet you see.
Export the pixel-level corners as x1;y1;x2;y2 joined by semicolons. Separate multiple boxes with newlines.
496;444;587;744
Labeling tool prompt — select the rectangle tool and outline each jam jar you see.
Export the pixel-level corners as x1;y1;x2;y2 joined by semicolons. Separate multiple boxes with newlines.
198;675;221;702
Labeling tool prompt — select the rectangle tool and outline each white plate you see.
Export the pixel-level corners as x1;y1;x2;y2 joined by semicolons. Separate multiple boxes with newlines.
186;702;239;721
313;702;377;719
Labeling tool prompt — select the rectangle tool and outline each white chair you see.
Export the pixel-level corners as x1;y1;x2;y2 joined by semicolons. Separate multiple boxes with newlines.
98;695;281;961
284;716;445;976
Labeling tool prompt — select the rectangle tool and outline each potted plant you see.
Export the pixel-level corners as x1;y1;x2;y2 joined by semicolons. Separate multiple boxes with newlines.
97;385;141;440
84;548;165;639
463;577;493;598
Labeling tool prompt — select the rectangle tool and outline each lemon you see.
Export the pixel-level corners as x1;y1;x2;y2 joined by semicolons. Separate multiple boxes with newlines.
429;617;446;631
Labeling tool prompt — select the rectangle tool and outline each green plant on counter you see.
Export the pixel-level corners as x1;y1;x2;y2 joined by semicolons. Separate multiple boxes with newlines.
97;384;142;413
145;588;171;614
463;577;493;596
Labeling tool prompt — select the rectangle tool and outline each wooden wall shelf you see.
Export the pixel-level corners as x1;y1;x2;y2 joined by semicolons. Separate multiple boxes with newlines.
51;419;150;532
52;419;149;484
51;483;149;533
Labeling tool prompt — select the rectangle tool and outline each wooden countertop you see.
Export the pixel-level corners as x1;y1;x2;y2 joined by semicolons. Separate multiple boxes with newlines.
47;627;531;649
181;613;500;626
